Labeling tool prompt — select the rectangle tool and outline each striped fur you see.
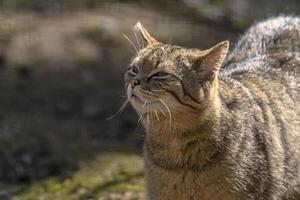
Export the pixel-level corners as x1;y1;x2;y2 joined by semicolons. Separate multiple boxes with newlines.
125;16;300;199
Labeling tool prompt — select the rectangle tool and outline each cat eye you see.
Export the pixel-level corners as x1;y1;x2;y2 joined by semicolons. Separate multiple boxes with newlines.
128;66;139;75
150;71;171;80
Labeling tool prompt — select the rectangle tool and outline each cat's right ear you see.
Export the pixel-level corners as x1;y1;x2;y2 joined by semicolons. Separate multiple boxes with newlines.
134;22;158;49
193;41;229;81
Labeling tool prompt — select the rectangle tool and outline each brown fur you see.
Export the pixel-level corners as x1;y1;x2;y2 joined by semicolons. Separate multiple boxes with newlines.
124;17;300;199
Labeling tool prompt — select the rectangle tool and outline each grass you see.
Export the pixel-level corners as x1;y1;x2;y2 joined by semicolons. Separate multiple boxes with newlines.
11;150;145;200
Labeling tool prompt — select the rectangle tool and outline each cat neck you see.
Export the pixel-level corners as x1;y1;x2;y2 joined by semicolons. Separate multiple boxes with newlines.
142;100;225;171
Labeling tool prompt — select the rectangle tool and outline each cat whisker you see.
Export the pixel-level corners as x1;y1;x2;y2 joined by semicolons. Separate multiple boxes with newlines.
146;111;150;126
122;33;138;53
142;100;148;108
159;98;172;129
106;99;129;120
148;102;153;127
137;114;143;124
149;107;156;129
138;100;150;126
154;109;160;121
160;108;167;117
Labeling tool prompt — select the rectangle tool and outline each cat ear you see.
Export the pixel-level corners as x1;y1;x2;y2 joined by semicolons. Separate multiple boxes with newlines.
134;22;158;48
194;41;229;80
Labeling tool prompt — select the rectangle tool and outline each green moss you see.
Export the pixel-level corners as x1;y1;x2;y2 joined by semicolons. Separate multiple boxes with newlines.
12;152;145;200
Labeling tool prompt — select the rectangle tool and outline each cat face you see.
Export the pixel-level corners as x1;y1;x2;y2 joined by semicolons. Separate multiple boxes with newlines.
125;23;229;120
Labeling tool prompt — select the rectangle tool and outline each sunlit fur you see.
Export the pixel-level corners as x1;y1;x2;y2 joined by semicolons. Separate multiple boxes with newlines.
125;17;300;200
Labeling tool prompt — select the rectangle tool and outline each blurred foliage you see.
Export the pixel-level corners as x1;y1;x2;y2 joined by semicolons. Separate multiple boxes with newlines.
0;0;299;29
0;0;115;11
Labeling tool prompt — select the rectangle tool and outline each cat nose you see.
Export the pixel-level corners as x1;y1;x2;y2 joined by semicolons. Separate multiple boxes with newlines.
131;79;140;89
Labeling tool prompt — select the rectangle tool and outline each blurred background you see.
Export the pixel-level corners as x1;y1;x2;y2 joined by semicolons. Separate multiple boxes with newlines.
0;0;299;199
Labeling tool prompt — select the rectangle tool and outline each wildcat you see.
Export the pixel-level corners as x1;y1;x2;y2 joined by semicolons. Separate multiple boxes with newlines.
124;16;300;200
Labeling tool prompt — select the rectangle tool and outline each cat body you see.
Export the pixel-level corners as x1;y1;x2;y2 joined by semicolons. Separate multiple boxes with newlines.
125;16;300;200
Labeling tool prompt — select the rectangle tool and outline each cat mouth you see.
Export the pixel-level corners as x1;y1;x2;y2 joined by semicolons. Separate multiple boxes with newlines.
127;84;161;110
127;84;148;103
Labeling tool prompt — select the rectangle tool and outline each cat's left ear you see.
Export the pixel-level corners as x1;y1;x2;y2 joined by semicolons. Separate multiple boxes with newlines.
194;41;229;80
134;22;158;49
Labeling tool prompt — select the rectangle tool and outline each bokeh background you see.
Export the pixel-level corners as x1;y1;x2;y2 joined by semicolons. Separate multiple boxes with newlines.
0;0;299;199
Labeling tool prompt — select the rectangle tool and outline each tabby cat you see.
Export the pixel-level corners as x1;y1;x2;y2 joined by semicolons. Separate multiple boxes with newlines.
124;16;300;200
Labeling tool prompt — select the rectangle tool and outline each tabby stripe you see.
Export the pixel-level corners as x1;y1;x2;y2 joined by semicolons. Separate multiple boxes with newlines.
163;88;199;110
252;126;270;197
177;80;207;105
252;96;273;198
255;81;293;183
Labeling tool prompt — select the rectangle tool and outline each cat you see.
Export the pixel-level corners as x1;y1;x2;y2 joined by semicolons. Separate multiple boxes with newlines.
124;16;300;200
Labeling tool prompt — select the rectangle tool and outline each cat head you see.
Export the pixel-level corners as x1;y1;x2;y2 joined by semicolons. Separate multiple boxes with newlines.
124;22;229;126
